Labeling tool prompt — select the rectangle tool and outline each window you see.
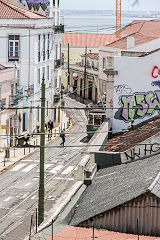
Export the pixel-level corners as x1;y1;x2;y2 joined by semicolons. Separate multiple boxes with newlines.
47;34;50;59
11;84;14;96
103;57;106;69
37;106;39;122
43;35;46;61
54;77;57;88
17;70;20;86
38;35;41;62
8;35;20;61
42;67;45;79
47;66;49;81
37;68;40;84
55;44;58;60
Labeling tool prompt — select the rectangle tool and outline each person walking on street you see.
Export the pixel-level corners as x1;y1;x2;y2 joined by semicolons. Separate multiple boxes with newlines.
60;129;65;147
48;120;54;140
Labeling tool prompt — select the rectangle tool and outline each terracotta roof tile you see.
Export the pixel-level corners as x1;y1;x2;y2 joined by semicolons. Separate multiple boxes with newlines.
62;33;116;48
81;52;99;60
107;20;160;49
45;226;157;240
105;116;160;152
0;0;46;19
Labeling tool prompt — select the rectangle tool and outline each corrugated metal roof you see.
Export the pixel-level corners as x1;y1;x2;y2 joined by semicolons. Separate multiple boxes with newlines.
71;155;160;226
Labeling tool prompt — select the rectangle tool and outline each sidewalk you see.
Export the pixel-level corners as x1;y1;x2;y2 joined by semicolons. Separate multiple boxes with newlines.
0;111;71;173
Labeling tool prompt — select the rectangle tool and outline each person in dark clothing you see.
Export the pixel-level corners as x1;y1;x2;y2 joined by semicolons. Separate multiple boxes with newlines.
48;120;54;140
60;129;65;147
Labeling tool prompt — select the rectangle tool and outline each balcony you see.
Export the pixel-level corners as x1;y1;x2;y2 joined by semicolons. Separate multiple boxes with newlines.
53;93;60;103
54;59;61;69
103;69;118;75
8;56;19;62
54;25;64;34
9;95;19;106
0;98;6;111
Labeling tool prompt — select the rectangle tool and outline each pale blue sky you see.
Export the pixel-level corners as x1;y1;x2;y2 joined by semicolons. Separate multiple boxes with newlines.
61;0;160;11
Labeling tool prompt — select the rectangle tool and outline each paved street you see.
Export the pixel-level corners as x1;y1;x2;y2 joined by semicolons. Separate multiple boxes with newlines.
0;97;87;240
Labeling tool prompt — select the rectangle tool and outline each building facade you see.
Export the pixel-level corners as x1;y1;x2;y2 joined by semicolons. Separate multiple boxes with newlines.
0;65;17;149
0;0;63;136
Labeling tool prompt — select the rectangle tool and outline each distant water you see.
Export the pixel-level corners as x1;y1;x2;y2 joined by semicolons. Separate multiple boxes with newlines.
61;10;160;33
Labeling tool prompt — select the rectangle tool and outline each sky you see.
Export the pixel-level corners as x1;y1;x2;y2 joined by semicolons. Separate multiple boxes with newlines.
61;0;160;11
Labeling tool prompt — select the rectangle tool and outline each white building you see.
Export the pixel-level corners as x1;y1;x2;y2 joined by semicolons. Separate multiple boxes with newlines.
0;0;63;135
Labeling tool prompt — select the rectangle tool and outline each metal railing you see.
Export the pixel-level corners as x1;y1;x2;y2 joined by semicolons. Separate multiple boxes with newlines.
0;98;6;110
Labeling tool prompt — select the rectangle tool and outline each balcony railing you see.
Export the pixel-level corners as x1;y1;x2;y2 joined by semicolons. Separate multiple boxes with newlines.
9;95;19;106
54;25;64;34
54;59;61;69
0;98;6;111
53;93;60;103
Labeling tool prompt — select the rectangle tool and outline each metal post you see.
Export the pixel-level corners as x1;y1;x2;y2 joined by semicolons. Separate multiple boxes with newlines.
29;214;33;240
55;129;56;137
84;46;87;99
4;156;6;167
67;43;70;91
29;144;30;153
36;208;38;233
63;123;65;130
52;219;54;240
34;140;35;149
38;75;45;226
137;219;139;240
93;224;94;240
24;147;25;155
14;148;15;157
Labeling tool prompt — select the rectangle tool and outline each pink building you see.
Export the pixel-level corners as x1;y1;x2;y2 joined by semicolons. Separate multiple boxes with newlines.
0;64;17;150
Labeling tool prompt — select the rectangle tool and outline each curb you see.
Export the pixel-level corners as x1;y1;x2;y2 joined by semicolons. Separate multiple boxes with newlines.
37;181;83;233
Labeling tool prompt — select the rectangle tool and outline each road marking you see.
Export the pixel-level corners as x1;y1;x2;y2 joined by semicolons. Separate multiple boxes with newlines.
67;177;74;181
11;164;26;172
31;195;37;200
22;164;37;173
4;197;12;202
24;182;31;187
50;165;63;174
61;166;74;175
21;159;33;162
54;177;63;180
36;164;52;172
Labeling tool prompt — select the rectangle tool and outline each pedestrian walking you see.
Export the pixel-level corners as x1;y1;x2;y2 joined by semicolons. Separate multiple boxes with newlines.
60;129;66;147
48;120;54;140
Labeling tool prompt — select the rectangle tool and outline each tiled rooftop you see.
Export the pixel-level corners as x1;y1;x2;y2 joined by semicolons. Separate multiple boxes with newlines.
81;52;99;60
107;20;160;49
105;116;160;152
45;226;157;240
62;33;116;48
0;0;46;19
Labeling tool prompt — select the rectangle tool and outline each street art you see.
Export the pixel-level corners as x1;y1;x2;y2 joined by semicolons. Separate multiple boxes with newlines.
114;90;160;122
114;84;132;95
151;65;160;88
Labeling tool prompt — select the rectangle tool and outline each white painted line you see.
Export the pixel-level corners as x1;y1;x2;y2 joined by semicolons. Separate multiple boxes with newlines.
61;166;74;175
4;197;12;202
31;195;37;200
67;178;74;181
54;177;63;180
11;164;26;172
24;182;31;187
22;164;37;173
36;164;52;172
21;159;33;162
49;165;63;174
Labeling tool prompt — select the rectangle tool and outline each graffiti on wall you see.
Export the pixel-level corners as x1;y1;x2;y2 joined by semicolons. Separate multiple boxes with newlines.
114;84;132;95
151;66;160;88
114;90;160;122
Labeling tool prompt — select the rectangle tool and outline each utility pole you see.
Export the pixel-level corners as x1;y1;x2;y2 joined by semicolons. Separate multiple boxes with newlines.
67;43;70;91
84;46;87;100
38;75;45;226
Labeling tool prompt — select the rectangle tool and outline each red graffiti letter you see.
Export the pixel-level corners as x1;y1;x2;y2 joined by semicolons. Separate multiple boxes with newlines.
152;66;159;79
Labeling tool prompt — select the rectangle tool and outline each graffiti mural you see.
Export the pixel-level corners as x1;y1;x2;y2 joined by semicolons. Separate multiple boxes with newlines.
114;90;160;122
114;84;132;95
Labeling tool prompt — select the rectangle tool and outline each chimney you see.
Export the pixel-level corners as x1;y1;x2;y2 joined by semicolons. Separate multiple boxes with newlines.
127;36;135;49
